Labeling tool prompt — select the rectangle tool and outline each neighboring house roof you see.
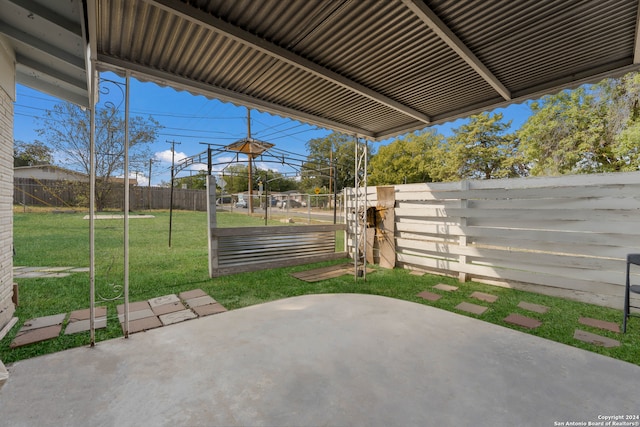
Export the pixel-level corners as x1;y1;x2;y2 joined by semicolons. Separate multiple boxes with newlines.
2;1;640;140
14;165;88;181
14;165;138;185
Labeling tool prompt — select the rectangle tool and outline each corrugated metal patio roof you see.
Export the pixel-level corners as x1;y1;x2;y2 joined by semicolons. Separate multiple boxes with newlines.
3;0;640;140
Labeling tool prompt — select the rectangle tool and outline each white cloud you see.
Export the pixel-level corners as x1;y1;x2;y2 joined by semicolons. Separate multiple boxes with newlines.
115;172;149;186
154;149;189;164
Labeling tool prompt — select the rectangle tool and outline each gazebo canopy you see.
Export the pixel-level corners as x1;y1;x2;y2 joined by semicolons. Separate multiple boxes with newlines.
225;138;275;158
3;0;640;140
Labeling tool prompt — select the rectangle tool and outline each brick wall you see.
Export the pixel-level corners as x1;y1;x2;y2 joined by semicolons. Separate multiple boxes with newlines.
0;38;14;331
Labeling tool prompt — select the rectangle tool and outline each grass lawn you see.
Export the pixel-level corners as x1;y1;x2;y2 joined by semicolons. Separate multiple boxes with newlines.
2;208;639;366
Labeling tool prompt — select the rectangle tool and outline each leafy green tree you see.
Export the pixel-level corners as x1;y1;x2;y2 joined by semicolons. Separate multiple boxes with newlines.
256;169;297;192
14;140;54;167
518;73;640;175
36;101;161;210
517;88;611;175
220;164;249;194
301;132;360;193
176;170;208;189
438;112;524;181
219;163;298;194
369;130;444;185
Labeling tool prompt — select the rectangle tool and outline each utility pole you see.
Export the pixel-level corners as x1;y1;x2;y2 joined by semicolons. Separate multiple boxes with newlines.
167;140;181;247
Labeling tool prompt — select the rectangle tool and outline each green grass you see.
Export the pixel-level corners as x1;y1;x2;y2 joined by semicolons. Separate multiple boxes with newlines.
2;208;639;366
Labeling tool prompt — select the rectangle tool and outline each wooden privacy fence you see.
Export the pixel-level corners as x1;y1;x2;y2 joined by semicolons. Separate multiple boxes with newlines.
345;172;640;309
13;178;207;211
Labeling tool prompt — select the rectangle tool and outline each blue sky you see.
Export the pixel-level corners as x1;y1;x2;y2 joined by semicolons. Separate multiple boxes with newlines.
13;71;533;185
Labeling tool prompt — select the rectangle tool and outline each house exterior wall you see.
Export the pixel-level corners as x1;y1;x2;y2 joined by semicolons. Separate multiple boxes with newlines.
0;36;15;333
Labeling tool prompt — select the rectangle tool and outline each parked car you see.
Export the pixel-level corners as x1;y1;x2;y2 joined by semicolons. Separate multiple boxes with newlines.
280;199;302;209
216;196;235;205
235;199;247;208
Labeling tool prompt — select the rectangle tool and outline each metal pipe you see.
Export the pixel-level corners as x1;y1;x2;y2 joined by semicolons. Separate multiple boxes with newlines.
123;71;130;338
363;139;368;281
89;68;97;347
354;138;358;281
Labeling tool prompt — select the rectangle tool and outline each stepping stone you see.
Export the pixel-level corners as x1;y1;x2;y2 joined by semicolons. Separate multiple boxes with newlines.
504;313;542;329
416;290;442;301
185;295;217;308
64;318;107;335
409;270;425;276
470;292;498;303
21;313;67;332
517;301;549;314
117;301;152;314
578;317;620;333
433;283;458;292
118;308;155;322
179;289;208;300
65;307;108;335
11;325;62;348
192;303;228;317
68;307;107;322
159;309;197;326
456;302;488;315
122;316;162;334
148;294;180;308
574;329;620;348
152;301;186;316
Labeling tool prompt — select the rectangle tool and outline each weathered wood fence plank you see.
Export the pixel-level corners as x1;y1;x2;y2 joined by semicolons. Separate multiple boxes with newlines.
346;171;640;309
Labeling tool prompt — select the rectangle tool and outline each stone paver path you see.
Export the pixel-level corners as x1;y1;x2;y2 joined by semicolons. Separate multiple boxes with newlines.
455;302;488;315
504;313;542;329
118;289;227;335
470;291;498;303
8;289;227;348
65;307;107;335
573;330;620;348
578;317;620;333
517;301;549;314
11;314;66;348
433;283;458;292
416;290;442;301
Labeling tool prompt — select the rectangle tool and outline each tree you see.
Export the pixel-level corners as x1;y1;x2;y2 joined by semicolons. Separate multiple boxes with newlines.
36;101;161;210
369;130;444;185
220;164;297;194
438;112;524;181
176;170;208;189
14;140;53;167
301;132;360;193
220;164;249;194
517;74;640;176
517;88;608;175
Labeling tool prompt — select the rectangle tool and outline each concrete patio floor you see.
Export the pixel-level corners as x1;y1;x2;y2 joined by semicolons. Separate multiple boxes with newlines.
1;293;638;427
